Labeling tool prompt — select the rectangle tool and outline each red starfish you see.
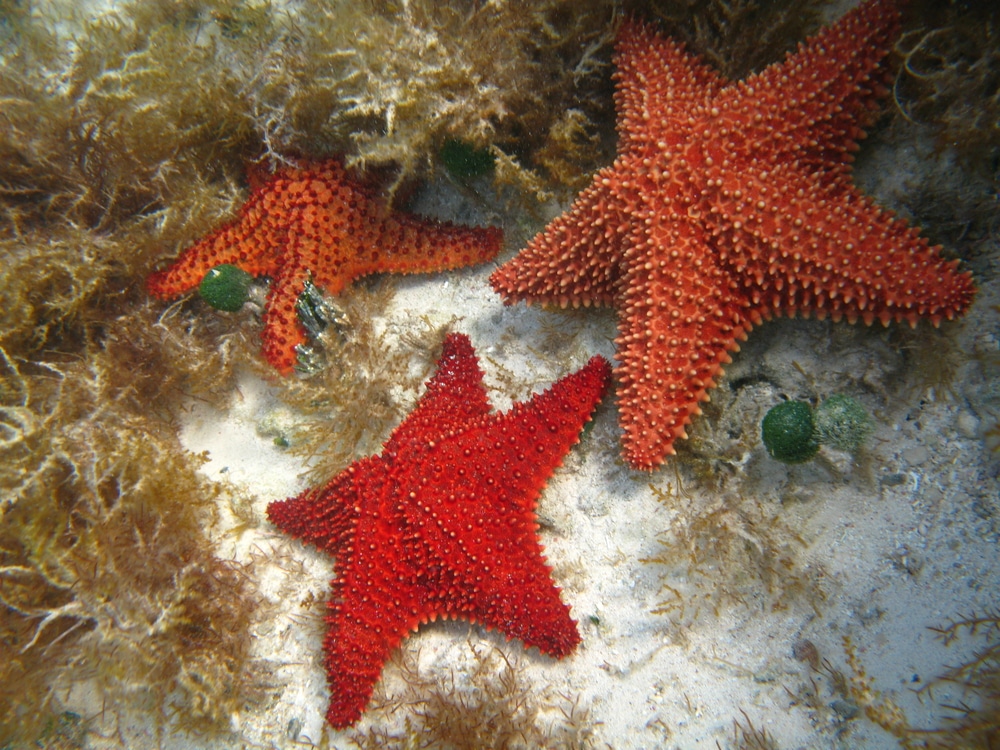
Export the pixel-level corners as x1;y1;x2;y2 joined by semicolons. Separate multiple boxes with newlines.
147;159;503;372
491;0;975;471
266;332;610;728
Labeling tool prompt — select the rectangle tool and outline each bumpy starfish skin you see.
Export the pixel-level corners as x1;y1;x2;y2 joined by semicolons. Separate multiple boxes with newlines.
490;0;975;470
148;159;503;372
266;333;611;728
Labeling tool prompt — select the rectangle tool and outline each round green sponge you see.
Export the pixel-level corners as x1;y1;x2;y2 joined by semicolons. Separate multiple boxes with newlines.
199;264;253;312
815;394;873;453
761;400;819;464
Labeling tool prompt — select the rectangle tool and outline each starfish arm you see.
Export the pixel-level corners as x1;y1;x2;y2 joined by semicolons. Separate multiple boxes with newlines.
614;19;723;157
321;540;422;728
616;219;753;470
490;173;628;308
343;214;504;285
720;0;902;174
253;160;503;297
464;541;581;657
270;458;416;729
463;538;581;657
146;192;285;297
711;165;976;327
265;457;380;557
486;353;612;516
322;611;394;729
383;332;492;453
259;252;312;372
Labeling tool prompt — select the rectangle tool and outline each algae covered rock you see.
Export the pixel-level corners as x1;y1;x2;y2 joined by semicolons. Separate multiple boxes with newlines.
815;394;873;454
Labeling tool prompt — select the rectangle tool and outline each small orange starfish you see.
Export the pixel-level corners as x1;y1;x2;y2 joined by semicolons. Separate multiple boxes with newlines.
148;158;503;372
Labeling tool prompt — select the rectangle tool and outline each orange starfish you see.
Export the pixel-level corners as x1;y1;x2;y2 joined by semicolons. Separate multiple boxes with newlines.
267;332;610;727
148;158;503;372
491;0;975;471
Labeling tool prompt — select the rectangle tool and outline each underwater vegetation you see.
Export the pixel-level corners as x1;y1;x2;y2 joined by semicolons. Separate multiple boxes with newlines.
761;401;821;465
894;1;1000;168
0;0;260;357
904;609;1000;748
241;0;617;198
718;710;778;750
843;612;1000;748
350;642;594;750
644;479;827;626
786;620;1000;749
784;636;901;737
814;395;875;454
0;305;264;743
198;263;255;312
0;2;264;740
261;281;448;484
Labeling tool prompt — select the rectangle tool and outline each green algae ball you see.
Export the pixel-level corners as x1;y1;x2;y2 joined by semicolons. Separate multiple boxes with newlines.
815;394;873;454
762;400;819;464
199;264;253;312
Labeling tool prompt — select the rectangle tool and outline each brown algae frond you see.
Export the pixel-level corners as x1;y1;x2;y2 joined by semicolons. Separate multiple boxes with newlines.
247;0;616;198
0;310;264;743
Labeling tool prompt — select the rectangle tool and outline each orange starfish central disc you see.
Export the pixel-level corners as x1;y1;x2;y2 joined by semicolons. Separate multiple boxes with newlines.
148;158;503;372
267;332;611;727
490;0;975;470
